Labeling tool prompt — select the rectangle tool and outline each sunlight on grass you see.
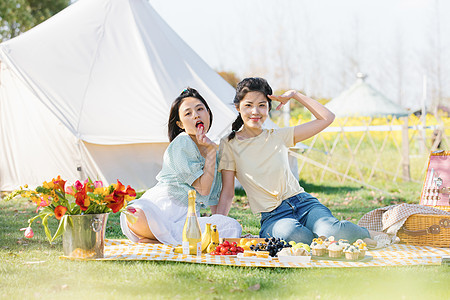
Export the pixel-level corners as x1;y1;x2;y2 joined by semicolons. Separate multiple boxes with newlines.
1;183;449;299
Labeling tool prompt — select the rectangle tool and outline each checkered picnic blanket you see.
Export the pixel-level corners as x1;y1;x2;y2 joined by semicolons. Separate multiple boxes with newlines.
60;239;450;268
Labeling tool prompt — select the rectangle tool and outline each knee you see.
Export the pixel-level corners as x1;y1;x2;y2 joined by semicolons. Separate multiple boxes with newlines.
313;218;367;242
127;208;146;229
270;219;314;244
312;217;339;234
133;208;145;218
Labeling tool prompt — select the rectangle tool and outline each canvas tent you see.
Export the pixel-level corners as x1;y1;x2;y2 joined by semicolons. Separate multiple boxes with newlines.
0;0;241;191
0;0;296;192
325;73;409;118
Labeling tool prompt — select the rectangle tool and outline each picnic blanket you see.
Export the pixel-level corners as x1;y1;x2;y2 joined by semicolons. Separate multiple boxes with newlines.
61;239;450;268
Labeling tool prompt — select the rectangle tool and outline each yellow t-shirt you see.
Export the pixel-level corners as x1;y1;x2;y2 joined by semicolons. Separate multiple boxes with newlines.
218;127;303;214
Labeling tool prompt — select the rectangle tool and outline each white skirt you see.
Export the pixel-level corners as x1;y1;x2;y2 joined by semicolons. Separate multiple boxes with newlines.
120;186;242;245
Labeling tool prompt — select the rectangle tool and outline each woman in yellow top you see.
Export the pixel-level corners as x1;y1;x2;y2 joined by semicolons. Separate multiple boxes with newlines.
217;77;375;245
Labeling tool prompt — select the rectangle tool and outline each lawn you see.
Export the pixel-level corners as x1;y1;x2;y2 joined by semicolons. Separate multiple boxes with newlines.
1;180;449;299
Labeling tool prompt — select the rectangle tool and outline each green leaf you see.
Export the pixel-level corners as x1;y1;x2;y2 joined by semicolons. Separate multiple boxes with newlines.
72;206;81;215
42;206;54;214
41;213;53;243
50;215;67;242
27;214;41;224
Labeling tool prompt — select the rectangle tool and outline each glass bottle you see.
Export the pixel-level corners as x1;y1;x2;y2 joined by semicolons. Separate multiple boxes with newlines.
182;190;202;255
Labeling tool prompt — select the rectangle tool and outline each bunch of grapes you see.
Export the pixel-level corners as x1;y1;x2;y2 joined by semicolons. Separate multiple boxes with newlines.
249;237;291;257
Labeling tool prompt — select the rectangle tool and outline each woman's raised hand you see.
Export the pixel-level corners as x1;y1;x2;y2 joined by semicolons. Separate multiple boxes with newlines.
268;90;298;110
196;125;216;150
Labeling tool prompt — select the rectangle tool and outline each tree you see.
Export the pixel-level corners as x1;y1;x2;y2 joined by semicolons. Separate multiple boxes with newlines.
217;71;241;88
0;0;70;42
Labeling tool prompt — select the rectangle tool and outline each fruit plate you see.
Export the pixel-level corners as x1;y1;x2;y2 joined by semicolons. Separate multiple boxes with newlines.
236;253;272;262
277;255;312;263
311;255;373;262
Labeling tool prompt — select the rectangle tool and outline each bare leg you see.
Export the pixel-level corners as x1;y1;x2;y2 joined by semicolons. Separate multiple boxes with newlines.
127;208;158;243
210;205;217;215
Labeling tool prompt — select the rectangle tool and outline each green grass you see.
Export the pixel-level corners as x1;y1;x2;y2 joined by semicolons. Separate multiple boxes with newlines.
1;182;449;300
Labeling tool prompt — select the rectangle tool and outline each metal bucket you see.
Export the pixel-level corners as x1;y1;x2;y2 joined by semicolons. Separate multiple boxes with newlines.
63;213;109;259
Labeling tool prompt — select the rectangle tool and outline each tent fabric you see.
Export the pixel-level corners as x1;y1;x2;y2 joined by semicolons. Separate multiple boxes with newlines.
0;0;237;144
325;77;409;118
0;0;239;191
0;0;297;192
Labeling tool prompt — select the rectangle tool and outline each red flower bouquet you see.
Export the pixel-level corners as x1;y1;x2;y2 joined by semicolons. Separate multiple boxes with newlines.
5;176;137;243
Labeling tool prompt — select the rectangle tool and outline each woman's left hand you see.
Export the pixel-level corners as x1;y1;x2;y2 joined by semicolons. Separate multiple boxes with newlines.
268;90;298;110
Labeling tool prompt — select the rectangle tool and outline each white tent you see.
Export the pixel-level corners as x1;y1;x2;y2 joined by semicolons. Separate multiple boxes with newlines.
0;0;297;192
325;73;409;118
0;0;241;191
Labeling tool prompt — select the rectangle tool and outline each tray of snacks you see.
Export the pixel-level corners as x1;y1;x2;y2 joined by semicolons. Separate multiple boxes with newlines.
277;247;311;263
231;237;311;263
237;251;273;262
207;240;244;256
310;237;372;262
311;254;373;262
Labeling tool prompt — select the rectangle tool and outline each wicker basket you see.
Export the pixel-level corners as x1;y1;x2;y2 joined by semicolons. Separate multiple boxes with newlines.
398;214;450;248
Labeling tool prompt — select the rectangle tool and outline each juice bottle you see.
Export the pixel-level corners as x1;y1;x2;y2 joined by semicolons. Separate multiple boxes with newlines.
182;190;202;255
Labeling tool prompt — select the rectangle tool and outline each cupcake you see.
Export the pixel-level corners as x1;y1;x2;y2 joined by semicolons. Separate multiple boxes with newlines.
310;239;327;256
338;239;351;248
323;236;335;248
353;241;367;258
353;239;364;245
327;242;344;258
343;245;360;260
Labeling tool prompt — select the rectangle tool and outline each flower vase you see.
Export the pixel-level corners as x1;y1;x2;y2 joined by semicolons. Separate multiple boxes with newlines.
63;213;109;259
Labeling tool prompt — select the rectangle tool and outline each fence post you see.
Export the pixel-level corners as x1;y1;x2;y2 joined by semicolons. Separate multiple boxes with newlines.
401;116;411;181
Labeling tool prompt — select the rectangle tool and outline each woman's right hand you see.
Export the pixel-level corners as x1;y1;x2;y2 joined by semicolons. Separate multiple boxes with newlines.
196;125;216;151
192;125;217;196
268;90;298;110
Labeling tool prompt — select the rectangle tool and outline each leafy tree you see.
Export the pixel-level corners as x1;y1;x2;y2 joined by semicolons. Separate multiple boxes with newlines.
0;0;70;42
217;71;241;88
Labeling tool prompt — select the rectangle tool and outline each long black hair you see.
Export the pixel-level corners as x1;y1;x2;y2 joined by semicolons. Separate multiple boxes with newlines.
168;87;213;142
228;77;273;140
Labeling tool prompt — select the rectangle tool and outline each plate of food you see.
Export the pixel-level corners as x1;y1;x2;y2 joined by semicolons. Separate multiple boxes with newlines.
276;248;312;263
237;251;273;262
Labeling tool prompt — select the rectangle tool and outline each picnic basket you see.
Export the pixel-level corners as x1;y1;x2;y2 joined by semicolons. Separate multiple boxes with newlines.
398;214;450;248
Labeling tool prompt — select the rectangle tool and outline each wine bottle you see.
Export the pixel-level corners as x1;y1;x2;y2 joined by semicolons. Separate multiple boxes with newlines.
182;190;202;255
